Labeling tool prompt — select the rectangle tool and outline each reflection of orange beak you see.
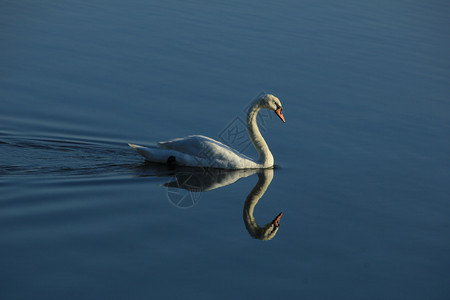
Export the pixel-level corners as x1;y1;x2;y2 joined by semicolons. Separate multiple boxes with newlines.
275;108;285;123
273;212;283;227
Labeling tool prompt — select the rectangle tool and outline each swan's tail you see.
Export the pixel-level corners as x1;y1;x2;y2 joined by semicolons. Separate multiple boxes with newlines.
128;143;177;164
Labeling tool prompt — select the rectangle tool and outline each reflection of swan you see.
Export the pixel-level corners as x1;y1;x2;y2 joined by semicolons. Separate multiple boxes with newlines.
142;164;283;240
129;94;285;169
162;168;259;192
134;164;260;208
243;169;282;240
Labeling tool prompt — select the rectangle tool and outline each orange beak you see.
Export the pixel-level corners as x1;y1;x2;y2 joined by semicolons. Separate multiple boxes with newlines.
272;212;283;227
275;107;285;123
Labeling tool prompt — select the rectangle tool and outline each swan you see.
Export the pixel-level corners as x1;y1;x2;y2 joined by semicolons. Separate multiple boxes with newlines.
129;94;285;169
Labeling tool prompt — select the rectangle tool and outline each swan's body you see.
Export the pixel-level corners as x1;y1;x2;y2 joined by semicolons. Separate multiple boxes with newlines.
129;94;285;169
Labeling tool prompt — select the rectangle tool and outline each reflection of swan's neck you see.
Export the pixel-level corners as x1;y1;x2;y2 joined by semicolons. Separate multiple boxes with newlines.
243;169;280;240
247;101;273;167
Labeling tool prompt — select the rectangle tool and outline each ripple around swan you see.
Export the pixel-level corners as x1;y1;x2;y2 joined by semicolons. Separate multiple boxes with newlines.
0;132;137;177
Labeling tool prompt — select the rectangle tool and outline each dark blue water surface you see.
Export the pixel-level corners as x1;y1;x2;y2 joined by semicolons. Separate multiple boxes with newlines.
1;1;450;299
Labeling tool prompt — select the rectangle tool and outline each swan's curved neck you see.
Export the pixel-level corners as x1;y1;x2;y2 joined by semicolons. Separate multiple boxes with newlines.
247;101;274;167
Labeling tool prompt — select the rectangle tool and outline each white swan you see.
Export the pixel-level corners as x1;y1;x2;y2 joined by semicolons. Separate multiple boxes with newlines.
129;94;285;169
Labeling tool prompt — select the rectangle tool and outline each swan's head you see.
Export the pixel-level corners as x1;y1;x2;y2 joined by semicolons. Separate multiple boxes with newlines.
260;94;285;123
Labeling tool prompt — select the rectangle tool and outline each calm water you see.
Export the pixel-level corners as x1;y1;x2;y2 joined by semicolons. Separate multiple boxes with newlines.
1;0;450;299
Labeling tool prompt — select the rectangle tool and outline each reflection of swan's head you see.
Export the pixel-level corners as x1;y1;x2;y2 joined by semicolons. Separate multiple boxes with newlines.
259;94;285;123
246;211;283;241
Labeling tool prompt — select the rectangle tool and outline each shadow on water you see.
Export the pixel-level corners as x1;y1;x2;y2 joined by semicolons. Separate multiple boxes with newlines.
135;163;283;240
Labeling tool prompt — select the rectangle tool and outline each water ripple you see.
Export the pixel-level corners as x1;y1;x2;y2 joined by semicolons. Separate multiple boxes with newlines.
0;133;139;177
